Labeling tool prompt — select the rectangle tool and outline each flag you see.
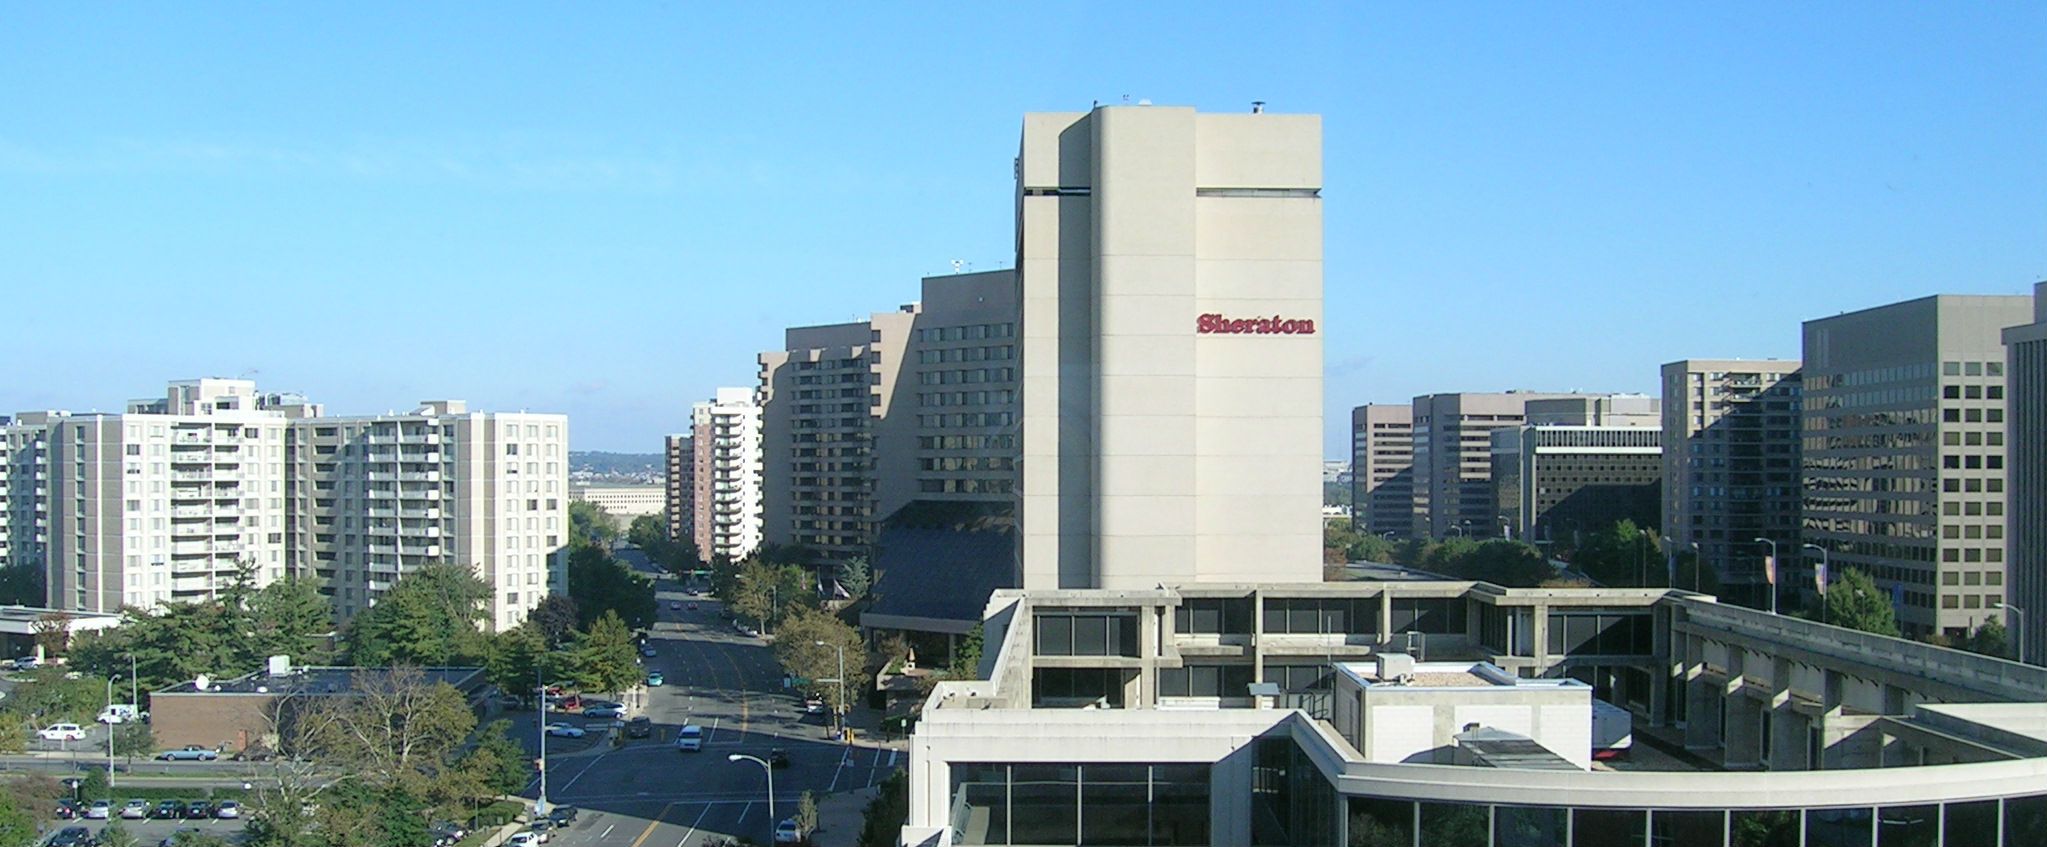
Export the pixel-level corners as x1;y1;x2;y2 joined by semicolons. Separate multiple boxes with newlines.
1762;554;1776;586
1666;550;1677;587
1815;562;1828;596
1891;582;1905;608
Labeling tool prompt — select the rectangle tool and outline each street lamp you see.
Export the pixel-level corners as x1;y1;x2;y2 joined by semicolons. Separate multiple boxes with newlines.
534;664;551;816
1999;603;2027;665
1753;538;1779;615
1803;544;1831;623
814;640;846;741
729;753;775;836
1689;542;1703;592
106;675;119;782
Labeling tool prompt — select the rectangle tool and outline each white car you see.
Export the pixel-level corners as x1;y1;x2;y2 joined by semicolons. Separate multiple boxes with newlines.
507;833;541;847
39;723;87;741
214;801;241;819
775;818;803;844
120;799;149;819
543;723;585;738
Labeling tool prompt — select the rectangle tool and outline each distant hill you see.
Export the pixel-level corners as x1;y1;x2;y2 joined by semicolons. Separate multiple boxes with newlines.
570;451;664;477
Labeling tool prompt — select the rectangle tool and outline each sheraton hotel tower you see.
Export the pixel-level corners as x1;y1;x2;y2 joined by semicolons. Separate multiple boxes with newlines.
897;104;2047;847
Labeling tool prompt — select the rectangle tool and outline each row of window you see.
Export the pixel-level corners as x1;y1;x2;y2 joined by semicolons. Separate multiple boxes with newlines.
917;412;1015;428
918;478;1013;494
915;323;1016;343
948;762;1208;847
918;435;1016;451
918;390;1015;408
917;367;1016;386
1343;793;2042;847
917;346;1016;365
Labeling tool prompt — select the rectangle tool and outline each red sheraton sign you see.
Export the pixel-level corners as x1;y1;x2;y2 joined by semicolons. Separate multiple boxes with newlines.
1195;313;1317;335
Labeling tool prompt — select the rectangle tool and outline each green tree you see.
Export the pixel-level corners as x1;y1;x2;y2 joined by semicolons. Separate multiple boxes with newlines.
569;501;620;549
1810;567;1900;637
99;818;138;847
346;562;492;666
1572;520;1659;587
464;720;535;795
1323;521;1394;565
486;626;546;701
838;557;872;600
0;789;35;847
69;601;241;696
1953;615;2011;659
526;595;581;648
0;720;25;754
571;612;643;697
566;546;657;630
857;770;908;847
771;608;868;717
247;574;336;666
947;625;984;679
0;561;47;607
79;768;109;803
3;667;104;725
626;514;667;550
796;791;819;840
111;720;156;762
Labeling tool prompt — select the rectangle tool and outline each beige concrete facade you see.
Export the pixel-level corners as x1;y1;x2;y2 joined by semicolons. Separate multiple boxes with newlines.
1660;359;1803;607
1802;295;2034;639
1016;104;1323;590
569;484;665;519
1409;392;1585;539
2004;282;2047;664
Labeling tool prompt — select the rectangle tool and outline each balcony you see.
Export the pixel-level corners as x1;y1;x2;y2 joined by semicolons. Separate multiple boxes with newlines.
399;471;440;482
398;507;441;519
367;489;396;500
365;471;395;482
399;432;441;446
171;432;211;445
366;507;396;518
398;542;439;556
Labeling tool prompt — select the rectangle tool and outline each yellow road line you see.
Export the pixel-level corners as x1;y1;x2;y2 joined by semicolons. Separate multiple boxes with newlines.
628;801;677;847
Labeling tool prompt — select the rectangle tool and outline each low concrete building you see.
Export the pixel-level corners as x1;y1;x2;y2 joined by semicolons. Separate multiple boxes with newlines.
570;484;667;519
148;664;485;752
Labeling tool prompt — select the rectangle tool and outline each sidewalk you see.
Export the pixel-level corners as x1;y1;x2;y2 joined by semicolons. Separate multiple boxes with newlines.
809;784;880;847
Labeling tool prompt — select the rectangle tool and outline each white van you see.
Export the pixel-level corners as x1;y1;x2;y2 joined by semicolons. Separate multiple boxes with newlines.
98;704;140;724
675;724;703;752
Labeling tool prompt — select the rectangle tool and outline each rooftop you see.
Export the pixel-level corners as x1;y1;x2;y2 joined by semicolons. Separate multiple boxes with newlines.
155;666;483;696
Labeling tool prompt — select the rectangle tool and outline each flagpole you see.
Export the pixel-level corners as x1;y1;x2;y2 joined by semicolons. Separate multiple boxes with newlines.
1754;538;1779;615
1803;543;1830;624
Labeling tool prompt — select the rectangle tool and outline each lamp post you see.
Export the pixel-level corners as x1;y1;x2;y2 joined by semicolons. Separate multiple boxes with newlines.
1803;544;1831;624
1999;603;2027;665
729;753;775;836
1753;538;1779;615
814;640;846;741
106;675;119;782
1689;542;1703;592
535;664;551;816
1448;524;1465;539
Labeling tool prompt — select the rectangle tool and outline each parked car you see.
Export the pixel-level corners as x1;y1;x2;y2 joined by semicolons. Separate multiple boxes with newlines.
505;832;541;847
12;656;41;670
803;696;827;715
232;745;276;762
48;826;95;847
56;798;83;819
40;723;87;742
544;722;585;738
686;602;698;612
646;671;665;686
583;705;625;719
214;801;241;819
85;800;112;819
184;800;214;819
625;717;652;738
547;806;579;826
430;821;467;846
640;646;657;658
769;748;791;768
670;602;681;611
97;704;140;724
774;818;803;844
149;800;183;819
157;745;220;761
528;820;556;842
119;799;148;819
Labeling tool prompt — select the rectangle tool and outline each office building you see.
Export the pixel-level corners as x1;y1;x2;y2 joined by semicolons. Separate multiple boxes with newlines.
1409;392;1584;539
1016;104;1323;590
690;388;763;563
43;379;292;613
1492;422;1661;545
1802;294;2034;639
1349;404;1414;539
663;433;694;547
2004;282;2047;664
569;484;665;519
1660;360;1803;608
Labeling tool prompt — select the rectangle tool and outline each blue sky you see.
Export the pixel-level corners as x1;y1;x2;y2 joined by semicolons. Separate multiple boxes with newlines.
2;4;2043;457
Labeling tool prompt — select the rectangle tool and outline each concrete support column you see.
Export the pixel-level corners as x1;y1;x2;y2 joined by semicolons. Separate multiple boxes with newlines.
1768;707;1809;771
1722;697;1765;770
1211;740;1255;847
1685;673;1723;752
1530;606;1550;668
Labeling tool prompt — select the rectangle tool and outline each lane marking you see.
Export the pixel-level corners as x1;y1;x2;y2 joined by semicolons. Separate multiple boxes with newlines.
736;801;752;824
556;752;605;794
626;801;676;847
679;804;712;847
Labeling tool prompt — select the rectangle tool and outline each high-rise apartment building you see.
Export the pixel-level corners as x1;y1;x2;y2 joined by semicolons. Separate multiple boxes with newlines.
4;380;569;631
44;379;292;613
1660;360;1803;608
2003;282;2047;663
2;412;60;579
1349;405;1413;538
759;271;1019;570
1803;295;2034;639
690;388;763;563
1491;396;1662;544
663;433;694;547
288;402;568;632
1016;104;1323;590
1409;392;1584;539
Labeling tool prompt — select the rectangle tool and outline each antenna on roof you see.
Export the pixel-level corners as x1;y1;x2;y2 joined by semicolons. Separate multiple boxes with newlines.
1252;101;1266;114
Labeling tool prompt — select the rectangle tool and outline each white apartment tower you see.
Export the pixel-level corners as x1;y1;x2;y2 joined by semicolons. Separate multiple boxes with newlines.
288;402;569;632
691;388;763;562
1016;104;1324;590
45;379;291;612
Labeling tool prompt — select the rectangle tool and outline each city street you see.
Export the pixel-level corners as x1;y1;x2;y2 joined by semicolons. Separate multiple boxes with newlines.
511;566;895;846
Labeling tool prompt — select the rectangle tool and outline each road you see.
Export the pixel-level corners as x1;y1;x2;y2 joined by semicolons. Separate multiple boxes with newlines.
511;562;890;847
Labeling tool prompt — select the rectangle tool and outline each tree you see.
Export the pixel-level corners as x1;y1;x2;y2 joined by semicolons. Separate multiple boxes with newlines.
1952;616;2010;659
627;514;667;550
464;720;534;795
0;562;45;607
346;562;492;667
567;546;657;630
569;501;620;549
298;667;479;825
526;595;581;648
32;611;74;657
1811;567;1900;637
246;574;336;666
1322;521;1393;565
571;612;643;697
0;789;35;847
772;608;868;718
838;557;872;600
796;791;819;840
947;625;984;680
733;560;814;634
68;601;242;698
856;770;908;847
2;667;103;725
1572;520;1658;587
111;720;155;762
487;625;546;699
99;818;138;847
